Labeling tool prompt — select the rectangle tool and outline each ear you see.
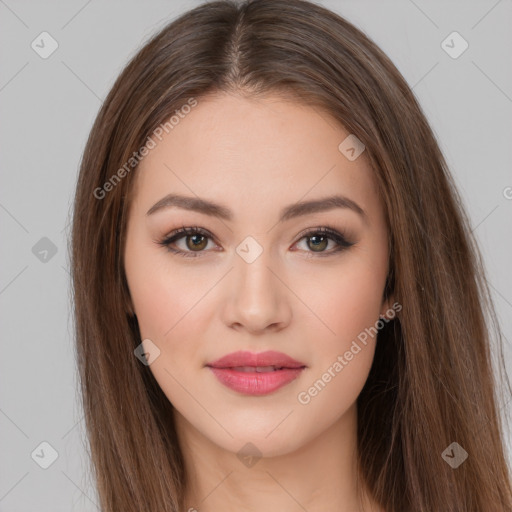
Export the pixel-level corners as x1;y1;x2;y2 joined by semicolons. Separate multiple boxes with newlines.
379;293;396;320
379;268;396;320
124;293;136;317
379;293;402;321
127;305;136;317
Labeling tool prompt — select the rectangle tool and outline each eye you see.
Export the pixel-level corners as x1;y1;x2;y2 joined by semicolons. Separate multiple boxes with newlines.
292;226;354;257
156;226;218;258
156;225;354;258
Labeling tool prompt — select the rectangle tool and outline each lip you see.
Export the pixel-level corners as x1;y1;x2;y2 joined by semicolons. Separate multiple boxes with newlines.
206;350;306;396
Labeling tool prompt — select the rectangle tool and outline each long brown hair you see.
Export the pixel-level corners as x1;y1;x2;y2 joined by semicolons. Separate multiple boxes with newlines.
70;0;512;510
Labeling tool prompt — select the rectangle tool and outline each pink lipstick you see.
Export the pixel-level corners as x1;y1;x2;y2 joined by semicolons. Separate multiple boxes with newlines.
206;350;306;395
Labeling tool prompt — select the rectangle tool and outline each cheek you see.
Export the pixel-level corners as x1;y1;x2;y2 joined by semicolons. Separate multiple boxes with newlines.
293;342;375;447
294;253;387;349
124;239;222;408
289;252;386;418
125;230;204;336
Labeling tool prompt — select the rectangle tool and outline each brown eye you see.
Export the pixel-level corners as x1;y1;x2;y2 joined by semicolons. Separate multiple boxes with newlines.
293;227;354;256
158;226;216;258
306;234;329;252
185;234;208;251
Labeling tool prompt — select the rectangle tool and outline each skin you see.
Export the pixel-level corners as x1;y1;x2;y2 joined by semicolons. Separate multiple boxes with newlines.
124;92;392;512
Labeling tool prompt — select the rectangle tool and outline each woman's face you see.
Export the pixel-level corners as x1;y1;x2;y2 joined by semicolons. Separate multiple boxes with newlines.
124;92;392;457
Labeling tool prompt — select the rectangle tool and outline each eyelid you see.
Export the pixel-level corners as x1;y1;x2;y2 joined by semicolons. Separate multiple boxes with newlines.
294;225;351;244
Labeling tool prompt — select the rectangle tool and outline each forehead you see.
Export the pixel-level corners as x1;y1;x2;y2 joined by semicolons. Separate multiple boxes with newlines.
130;92;381;222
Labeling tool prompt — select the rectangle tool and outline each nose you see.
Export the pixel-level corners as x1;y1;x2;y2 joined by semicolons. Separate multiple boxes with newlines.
220;246;292;334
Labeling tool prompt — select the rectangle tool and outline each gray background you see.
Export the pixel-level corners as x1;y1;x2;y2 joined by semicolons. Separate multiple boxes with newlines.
1;0;511;510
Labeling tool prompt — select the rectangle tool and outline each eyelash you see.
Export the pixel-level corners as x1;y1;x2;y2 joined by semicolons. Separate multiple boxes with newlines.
156;225;355;258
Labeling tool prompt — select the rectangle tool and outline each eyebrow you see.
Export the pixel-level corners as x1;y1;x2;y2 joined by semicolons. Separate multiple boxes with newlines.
146;193;366;222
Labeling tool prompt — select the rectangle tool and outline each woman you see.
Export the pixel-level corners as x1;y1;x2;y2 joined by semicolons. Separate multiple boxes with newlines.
70;0;512;510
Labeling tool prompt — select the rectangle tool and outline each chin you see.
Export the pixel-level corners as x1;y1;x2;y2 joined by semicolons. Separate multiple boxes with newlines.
208;413;314;459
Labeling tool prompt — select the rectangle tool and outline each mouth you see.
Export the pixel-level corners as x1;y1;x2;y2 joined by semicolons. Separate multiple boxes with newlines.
228;365;297;372
206;351;306;395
